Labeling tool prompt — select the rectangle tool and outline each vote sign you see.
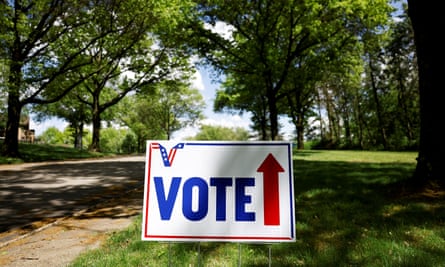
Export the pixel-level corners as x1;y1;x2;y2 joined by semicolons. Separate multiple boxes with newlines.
141;141;295;243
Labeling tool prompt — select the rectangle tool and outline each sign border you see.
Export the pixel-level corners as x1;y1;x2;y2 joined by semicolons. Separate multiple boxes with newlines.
142;141;295;243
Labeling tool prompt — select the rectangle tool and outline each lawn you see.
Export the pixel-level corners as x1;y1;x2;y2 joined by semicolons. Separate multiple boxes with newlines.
0;142;113;164
68;149;445;267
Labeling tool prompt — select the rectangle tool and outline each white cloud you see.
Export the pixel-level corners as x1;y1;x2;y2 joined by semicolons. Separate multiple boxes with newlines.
204;21;235;41
191;69;205;91
201;113;251;129
170;126;198;140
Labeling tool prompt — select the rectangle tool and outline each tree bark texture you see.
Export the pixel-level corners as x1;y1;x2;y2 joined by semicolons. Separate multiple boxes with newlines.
408;0;445;181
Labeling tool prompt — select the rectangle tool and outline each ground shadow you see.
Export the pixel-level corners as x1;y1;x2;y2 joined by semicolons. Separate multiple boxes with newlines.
0;158;145;235
172;159;445;266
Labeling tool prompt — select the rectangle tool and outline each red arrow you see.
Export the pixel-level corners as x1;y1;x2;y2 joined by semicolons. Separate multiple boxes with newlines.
257;153;284;226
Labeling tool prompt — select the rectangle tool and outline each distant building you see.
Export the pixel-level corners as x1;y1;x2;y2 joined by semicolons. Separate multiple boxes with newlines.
18;116;35;143
0;114;35;143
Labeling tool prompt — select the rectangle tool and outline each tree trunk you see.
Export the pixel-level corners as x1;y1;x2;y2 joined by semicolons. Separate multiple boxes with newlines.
267;90;279;140
90;106;101;152
408;0;445;182
138;137;143;154
252;100;269;140
343;113;352;148
74;122;84;150
287;94;305;150
296;114;305;150
324;87;335;142
354;95;366;149
368;59;388;150
3;101;21;158
2;59;23;157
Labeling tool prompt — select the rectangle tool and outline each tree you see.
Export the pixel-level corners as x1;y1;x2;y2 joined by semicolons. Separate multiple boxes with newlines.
0;0;115;157
192;124;250;141
31;0;198;152
407;0;445;182
69;0;178;151
198;0;392;141
214;75;270;139
38;127;68;145
115;95;164;152
385;8;419;150
120;131;137;154
152;80;206;140
32;90;91;149
99;127;127;153
291;3;419;151
117;80;205;150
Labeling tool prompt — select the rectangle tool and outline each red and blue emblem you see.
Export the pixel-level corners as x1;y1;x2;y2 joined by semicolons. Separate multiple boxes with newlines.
150;142;185;167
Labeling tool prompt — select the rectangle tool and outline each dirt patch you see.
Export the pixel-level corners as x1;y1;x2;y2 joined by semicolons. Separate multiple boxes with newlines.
388;178;445;201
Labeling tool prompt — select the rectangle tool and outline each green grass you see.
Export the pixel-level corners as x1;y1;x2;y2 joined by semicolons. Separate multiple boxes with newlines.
68;149;445;266
0;142;114;164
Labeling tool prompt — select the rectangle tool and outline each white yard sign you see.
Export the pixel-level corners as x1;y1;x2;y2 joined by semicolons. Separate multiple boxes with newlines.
141;141;295;243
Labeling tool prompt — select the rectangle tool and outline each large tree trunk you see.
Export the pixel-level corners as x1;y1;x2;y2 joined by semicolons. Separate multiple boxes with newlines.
90;112;101;152
90;102;102;152
408;0;445;182
3;100;21;158
2;60;23;157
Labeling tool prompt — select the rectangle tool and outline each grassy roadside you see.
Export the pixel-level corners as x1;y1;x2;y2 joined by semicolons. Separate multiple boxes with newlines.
0;142;114;164
68;150;445;266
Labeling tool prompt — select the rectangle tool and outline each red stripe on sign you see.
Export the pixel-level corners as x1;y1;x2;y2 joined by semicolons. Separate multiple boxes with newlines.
168;149;177;165
151;143;159;149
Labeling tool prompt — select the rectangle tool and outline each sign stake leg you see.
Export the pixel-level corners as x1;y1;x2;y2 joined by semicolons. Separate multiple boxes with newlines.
168;242;172;267
238;243;242;267
197;242;201;267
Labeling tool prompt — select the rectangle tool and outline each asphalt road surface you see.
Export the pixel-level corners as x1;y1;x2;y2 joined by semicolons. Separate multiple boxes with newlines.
0;155;146;241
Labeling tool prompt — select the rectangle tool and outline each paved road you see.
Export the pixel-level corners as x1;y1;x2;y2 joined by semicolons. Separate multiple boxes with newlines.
0;156;146;236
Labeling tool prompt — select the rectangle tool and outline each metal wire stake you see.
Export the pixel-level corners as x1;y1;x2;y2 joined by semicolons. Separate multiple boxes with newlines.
238;243;241;267
197;242;201;267
168;242;172;267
